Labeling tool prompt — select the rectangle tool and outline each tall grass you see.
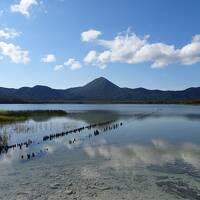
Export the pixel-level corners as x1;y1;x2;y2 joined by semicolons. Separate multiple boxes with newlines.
0;110;67;123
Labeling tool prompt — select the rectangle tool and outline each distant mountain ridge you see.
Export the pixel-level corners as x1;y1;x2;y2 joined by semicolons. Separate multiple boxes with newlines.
0;77;200;104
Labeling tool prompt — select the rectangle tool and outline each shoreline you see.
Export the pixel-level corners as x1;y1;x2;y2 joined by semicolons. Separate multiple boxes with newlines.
0;102;199;105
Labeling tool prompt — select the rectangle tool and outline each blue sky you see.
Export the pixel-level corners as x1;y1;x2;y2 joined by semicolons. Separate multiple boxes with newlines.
0;0;200;90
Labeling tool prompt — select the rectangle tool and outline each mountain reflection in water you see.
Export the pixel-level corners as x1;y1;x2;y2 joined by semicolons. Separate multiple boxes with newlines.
0;108;200;170
0;105;200;200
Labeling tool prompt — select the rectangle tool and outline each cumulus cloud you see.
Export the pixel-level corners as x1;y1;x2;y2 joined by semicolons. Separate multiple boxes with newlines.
81;29;102;42
0;42;30;64
83;29;200;69
84;50;98;64
10;0;39;17
41;54;56;63
64;58;82;70
54;64;64;71
53;58;82;71
0;28;21;40
84;50;108;69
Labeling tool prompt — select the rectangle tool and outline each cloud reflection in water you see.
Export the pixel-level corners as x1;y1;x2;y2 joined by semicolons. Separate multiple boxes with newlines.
84;139;200;170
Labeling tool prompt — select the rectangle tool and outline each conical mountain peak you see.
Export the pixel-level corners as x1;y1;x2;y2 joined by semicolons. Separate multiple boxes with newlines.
84;77;120;89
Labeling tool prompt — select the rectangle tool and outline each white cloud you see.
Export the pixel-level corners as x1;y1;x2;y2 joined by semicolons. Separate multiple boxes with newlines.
179;39;200;65
83;50;108;69
81;29;102;42
83;30;200;69
10;0;39;17
134;43;178;68
53;58;82;71
0;28;21;40
84;50;98;64
64;58;82;70
0;42;30;64
41;54;56;63
192;34;200;43
54;64;64;71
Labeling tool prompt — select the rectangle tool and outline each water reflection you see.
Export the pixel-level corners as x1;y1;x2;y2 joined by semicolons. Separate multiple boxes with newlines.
0;135;8;154
67;110;122;124
131;112;200;121
1;107;200;172
0;105;200;200
84;139;200;171
66;110;200;122
0;118;123;165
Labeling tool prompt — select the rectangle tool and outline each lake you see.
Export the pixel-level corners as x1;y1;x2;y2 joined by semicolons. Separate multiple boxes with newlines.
0;104;200;200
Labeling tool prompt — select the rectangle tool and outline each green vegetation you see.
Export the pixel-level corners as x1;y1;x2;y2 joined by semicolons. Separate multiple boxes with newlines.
0;110;67;123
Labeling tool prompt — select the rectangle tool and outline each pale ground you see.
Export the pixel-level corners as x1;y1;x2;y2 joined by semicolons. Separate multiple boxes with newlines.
0;146;198;200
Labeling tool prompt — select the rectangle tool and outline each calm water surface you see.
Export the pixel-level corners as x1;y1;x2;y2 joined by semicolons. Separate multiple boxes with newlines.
0;104;200;200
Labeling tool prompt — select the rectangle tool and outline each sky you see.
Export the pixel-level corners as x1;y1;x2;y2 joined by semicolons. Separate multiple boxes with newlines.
0;0;200;90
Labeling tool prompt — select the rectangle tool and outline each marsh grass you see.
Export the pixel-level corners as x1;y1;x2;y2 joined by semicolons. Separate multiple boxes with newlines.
0;110;67;123
0;134;8;153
